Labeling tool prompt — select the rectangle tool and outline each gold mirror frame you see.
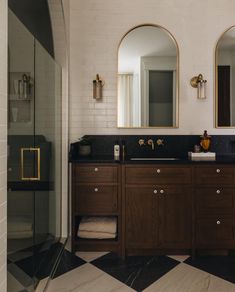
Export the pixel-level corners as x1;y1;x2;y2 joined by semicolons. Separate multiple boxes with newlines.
215;25;235;128
117;24;180;129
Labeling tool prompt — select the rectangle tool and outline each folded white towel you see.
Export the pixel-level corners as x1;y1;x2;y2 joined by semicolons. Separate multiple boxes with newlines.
8;230;33;239
8;217;33;232
79;216;117;234
77;230;116;239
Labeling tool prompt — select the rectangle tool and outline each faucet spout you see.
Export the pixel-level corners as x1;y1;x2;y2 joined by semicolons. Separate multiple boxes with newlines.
147;139;154;150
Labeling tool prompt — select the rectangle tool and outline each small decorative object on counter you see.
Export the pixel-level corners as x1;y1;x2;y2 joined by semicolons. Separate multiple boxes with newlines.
78;136;91;156
114;140;120;160
194;144;201;153
200;130;211;152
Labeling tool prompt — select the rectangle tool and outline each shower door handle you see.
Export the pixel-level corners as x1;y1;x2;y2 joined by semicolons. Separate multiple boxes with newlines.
20;148;41;181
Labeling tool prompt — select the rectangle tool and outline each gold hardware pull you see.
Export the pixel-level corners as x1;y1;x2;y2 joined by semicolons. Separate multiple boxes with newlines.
153;189;158;194
21;148;40;181
160;189;164;194
94;167;98;172
216;169;221;173
216;220;221;225
216;189;221;194
156;169;161;173
94;188;98;192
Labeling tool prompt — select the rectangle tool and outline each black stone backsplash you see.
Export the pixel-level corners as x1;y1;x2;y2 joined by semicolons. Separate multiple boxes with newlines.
70;135;235;160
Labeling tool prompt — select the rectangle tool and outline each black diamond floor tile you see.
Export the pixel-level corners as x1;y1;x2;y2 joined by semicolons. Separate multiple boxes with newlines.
53;249;86;279
91;253;180;292
185;256;235;284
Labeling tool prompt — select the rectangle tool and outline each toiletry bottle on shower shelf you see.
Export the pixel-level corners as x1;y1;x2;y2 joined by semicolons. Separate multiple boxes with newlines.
114;141;120;160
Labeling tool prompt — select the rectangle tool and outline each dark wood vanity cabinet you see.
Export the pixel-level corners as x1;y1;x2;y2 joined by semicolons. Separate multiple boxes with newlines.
193;165;235;250
71;164;122;254
124;165;192;255
71;162;235;257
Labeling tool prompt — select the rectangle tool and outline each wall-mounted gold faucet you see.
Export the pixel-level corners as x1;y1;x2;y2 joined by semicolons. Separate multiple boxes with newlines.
138;138;164;150
147;139;154;150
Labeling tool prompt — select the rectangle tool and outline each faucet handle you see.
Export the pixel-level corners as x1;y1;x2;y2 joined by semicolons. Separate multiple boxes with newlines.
138;139;145;146
156;139;164;146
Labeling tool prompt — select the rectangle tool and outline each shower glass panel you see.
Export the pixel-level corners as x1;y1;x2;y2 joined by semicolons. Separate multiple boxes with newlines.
7;9;62;291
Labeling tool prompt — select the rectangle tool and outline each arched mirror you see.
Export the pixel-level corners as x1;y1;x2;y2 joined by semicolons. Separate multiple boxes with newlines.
117;25;179;128
216;26;235;127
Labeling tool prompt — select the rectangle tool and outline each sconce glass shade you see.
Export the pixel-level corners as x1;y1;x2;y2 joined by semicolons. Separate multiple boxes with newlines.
190;74;207;99
93;74;103;99
197;80;207;99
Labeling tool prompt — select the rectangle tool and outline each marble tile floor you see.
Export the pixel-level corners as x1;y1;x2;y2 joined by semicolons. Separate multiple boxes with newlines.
36;251;235;292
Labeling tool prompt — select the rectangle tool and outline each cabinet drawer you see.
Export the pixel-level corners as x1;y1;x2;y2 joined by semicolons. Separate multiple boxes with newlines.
75;185;118;214
73;165;118;183
125;166;191;184
194;166;235;185
195;187;235;215
196;217;235;247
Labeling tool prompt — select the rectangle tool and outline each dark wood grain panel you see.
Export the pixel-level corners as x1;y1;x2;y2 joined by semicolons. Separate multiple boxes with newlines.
75;185;118;214
125;165;191;185
195;187;235;216
194;166;235;185
73;164;118;183
196;217;235;248
125;186;157;249
158;186;192;249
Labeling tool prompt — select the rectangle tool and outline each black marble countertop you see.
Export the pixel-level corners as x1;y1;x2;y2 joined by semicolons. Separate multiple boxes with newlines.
70;154;235;164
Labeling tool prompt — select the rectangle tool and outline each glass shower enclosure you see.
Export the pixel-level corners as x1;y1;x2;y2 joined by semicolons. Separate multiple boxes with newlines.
7;9;63;291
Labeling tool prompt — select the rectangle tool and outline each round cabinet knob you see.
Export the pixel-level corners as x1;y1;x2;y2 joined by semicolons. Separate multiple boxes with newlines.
153;189;158;194
216;189;221;194
94;168;98;172
216;220;221;225
216;169;221;173
8;168;12;172
156;169;161;174
160;189;164;194
94;188;98;192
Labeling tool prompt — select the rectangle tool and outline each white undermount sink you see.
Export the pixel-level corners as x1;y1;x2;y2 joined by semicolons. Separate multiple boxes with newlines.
130;157;180;161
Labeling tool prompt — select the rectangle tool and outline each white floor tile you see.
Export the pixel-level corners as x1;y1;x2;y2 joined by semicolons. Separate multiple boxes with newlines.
167;255;190;262
7;272;25;292
143;263;235;292
75;251;109;262
36;277;49;292
45;263;134;292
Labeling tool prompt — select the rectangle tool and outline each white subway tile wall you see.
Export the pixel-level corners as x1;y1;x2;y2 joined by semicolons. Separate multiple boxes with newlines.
0;0;7;291
69;0;235;141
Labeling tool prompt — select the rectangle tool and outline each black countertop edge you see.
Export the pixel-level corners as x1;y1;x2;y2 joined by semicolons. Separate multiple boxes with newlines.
70;155;235;164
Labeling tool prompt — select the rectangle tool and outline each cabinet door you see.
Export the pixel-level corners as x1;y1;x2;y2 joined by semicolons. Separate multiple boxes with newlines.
196;217;235;248
75;185;118;215
125;186;157;249
158;186;192;249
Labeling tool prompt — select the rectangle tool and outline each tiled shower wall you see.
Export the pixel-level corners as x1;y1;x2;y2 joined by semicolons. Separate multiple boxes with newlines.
69;0;235;142
0;0;7;291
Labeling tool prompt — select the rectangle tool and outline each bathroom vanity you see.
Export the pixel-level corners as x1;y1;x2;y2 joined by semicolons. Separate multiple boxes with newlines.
71;157;235;257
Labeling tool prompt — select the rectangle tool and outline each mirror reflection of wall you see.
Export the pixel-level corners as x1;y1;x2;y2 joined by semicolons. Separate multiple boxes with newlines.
216;26;235;127
118;25;178;128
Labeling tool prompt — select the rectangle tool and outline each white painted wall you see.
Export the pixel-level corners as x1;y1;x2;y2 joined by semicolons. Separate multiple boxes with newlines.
0;0;7;290
68;0;235;140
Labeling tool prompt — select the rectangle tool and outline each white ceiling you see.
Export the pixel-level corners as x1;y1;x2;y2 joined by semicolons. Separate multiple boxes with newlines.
118;26;177;73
